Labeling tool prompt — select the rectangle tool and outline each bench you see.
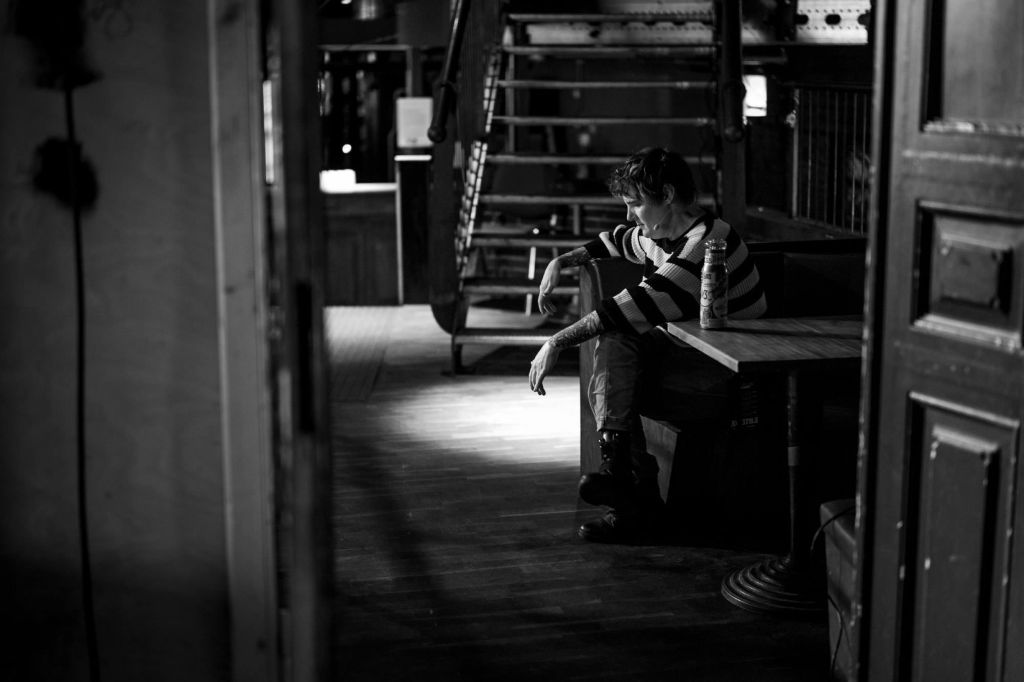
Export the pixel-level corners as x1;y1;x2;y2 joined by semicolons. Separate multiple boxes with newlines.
577;239;866;549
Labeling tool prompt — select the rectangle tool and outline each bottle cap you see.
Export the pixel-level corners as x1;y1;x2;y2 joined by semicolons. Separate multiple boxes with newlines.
703;239;727;263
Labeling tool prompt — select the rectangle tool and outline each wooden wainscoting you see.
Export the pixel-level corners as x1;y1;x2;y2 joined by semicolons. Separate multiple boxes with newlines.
324;188;400;305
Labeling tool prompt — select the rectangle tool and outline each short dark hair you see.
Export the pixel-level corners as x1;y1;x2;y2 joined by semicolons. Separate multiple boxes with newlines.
606;147;697;205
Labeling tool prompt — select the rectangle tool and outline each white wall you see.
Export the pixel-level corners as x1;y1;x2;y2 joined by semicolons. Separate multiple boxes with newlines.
0;1;274;679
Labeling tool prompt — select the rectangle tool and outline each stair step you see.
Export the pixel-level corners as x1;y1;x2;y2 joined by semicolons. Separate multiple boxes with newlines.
507;10;714;24
504;45;715;58
480;193;716;206
452;327;553;347
480;194;621;206
488;153;624;164
493;115;713;127
487;153;714;168
463;277;576;297
498;79;714;90
471;232;584;249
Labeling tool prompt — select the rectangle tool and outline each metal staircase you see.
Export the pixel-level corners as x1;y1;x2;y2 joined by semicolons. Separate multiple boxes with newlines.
448;4;729;371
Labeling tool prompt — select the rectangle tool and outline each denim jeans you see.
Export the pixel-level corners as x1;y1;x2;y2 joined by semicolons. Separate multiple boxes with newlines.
588;327;733;433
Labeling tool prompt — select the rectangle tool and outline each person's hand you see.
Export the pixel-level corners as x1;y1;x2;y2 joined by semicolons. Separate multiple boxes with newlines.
529;341;561;396
537;258;562;316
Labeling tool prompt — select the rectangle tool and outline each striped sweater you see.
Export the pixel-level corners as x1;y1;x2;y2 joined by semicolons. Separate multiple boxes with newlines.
583;213;767;334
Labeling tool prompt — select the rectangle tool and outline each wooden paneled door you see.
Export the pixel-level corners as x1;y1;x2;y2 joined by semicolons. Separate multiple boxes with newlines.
860;1;1024;680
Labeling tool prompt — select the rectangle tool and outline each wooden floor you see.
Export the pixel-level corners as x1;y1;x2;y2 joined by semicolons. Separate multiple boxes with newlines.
327;305;832;682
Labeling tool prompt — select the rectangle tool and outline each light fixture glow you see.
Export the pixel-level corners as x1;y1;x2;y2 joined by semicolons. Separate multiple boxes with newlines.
742;74;768;118
320;169;357;193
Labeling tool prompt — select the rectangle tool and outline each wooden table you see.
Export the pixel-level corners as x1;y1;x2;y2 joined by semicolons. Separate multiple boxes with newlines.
667;316;863;614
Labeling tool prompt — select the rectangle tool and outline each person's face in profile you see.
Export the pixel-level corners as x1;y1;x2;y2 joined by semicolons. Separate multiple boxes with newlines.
621;186;674;240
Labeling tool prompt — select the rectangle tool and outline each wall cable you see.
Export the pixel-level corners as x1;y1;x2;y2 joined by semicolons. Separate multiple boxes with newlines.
64;82;102;682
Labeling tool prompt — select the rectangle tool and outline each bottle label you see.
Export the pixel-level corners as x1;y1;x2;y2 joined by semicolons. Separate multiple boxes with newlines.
700;268;728;329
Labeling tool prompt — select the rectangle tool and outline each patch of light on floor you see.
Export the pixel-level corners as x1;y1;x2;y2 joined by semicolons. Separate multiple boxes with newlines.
376;376;581;465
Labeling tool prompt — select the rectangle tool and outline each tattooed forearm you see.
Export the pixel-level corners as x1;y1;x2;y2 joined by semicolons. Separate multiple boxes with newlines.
547;311;604;349
556;247;593;268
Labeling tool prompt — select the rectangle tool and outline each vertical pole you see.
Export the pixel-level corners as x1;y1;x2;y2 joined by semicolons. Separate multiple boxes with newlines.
717;0;746;227
785;370;805;570
789;88;800;218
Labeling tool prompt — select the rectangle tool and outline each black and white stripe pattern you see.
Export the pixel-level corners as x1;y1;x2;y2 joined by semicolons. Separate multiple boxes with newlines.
584;213;767;334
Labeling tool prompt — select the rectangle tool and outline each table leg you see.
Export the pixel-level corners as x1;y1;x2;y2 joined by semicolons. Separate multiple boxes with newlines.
721;369;824;614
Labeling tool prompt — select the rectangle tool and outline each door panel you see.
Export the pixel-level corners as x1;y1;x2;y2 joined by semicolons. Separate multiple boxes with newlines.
906;396;1019;681
930;2;1024;130
864;0;1024;680
917;205;1022;345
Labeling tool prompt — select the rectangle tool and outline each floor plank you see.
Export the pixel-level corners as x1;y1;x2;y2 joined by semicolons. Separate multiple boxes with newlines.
328;305;832;681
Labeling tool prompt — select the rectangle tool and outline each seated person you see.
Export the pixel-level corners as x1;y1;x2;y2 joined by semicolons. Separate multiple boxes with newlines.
528;147;767;544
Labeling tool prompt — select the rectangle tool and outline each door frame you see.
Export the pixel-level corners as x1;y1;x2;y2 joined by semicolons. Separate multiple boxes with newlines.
210;0;332;679
853;0;896;677
264;0;334;680
208;0;281;679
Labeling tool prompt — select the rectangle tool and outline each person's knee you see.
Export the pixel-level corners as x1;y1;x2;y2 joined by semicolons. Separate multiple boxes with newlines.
594;330;639;356
599;428;628;444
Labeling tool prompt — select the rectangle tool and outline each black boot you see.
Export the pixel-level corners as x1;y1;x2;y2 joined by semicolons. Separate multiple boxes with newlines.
578;508;647;544
631;452;667;519
577;501;666;545
578;430;634;508
578;452;667;545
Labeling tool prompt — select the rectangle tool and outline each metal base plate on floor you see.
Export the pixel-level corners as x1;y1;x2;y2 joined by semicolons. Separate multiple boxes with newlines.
721;556;825;615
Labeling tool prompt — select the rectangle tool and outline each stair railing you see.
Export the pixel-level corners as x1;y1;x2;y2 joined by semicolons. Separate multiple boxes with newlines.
428;0;472;144
427;0;506;336
717;0;747;226
454;49;503;290
719;0;745;144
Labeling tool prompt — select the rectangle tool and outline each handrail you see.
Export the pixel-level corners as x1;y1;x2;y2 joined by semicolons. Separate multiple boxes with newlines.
428;0;472;143
719;0;744;143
